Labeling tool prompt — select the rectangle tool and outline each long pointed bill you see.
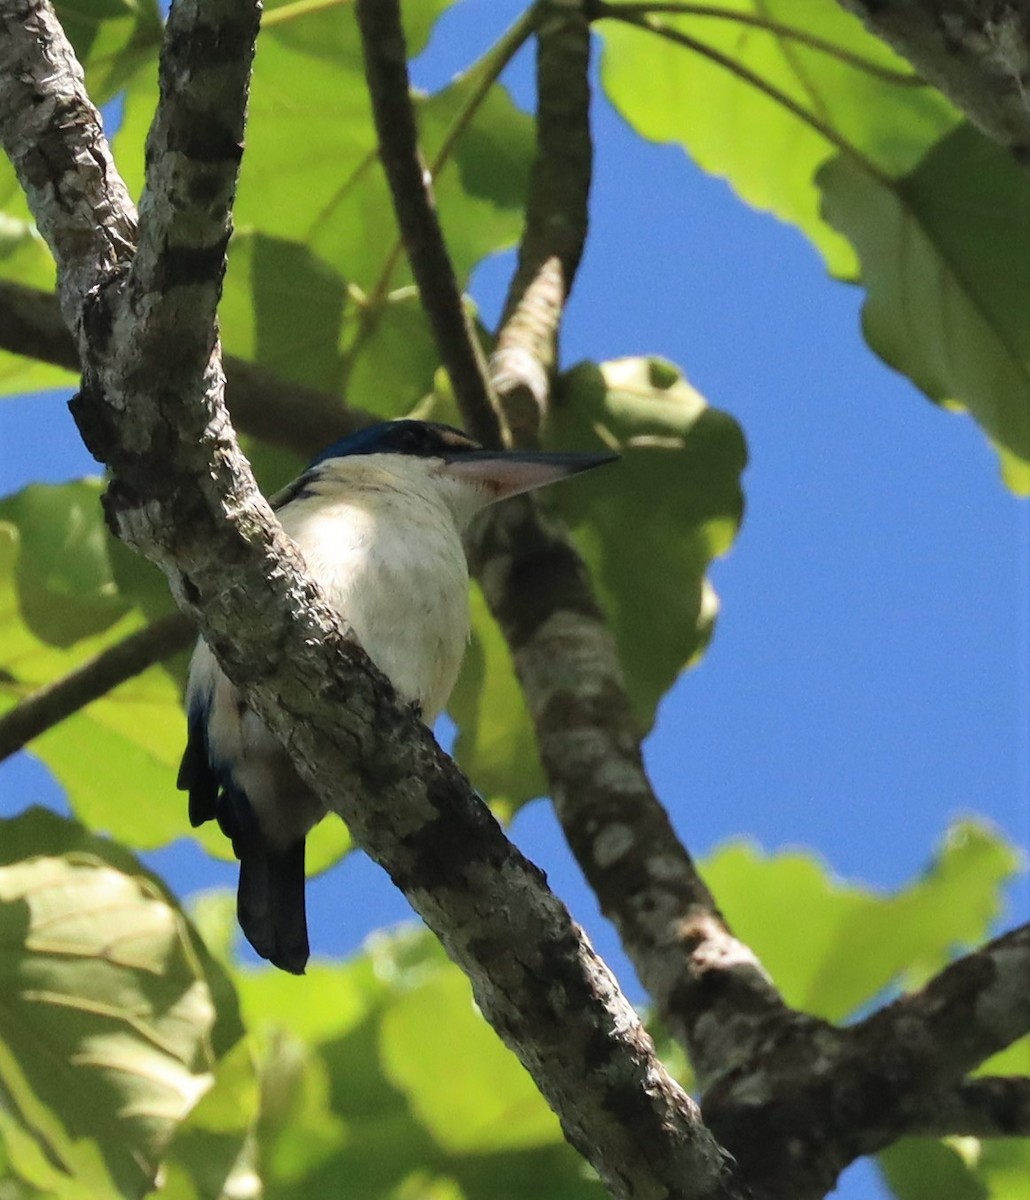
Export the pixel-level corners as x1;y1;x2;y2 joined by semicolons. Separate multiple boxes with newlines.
441;448;619;500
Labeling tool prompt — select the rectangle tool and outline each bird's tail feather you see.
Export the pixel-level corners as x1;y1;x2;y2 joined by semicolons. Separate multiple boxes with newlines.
237;839;309;975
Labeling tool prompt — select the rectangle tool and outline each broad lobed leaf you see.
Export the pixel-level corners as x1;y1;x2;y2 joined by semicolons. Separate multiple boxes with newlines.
704;820;1021;1021
0;809;242;1200
597;1;1029;489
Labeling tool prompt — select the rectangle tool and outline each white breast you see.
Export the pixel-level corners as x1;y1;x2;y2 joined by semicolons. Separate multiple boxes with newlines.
280;460;472;722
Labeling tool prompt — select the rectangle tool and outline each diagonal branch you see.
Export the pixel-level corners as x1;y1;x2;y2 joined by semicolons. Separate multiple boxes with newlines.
0;5;744;1195
0;611;194;762
852;922;1030;1093
0;280;366;458
475;0;789;1089
894;1074;1030;1140
698;926;1030;1195
354;0;503;449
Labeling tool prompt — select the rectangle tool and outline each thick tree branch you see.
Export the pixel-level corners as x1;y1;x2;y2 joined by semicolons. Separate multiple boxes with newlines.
464;0;789;1088
468;499;786;1088
0;5;746;1196
834;0;1030;158
354;0;503;449
0;280;365;457
492;0;593;443
701;926;1030;1197
894;1075;1030;1139
0;0;136;329
0;611;194;762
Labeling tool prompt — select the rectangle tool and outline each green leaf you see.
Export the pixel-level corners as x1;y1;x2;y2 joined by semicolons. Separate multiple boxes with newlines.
598;0;958;276
877;1139;989;1200
0;480;131;646
155;1039;261;1200
0;809;243;1200
219;232;348;394
450;584;545;819
234;929;602;1200
820;124;1030;493
252;1031;347;1186
703;821;1021;1021
380;971;562;1154
341;290;443;420
552;357;747;723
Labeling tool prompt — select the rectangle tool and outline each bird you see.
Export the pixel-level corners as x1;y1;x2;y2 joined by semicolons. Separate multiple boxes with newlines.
177;418;616;974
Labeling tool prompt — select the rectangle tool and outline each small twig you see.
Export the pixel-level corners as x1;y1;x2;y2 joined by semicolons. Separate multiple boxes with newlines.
354;0;503;448
360;5;540;321
592;2;926;85
0;612;195;762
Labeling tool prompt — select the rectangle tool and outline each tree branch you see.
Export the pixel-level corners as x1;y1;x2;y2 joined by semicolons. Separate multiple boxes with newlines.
354;0;503;449
699;926;1030;1196
833;0;1030;158
0;5;746;1195
0;280;365;458
466;0;789;1088
853;922;1030;1092
0;0;136;329
491;0;593;443
0;611;194;762
896;1075;1030;1139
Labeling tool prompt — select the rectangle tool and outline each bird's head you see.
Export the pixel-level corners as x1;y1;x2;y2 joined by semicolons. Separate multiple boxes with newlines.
304;419;617;526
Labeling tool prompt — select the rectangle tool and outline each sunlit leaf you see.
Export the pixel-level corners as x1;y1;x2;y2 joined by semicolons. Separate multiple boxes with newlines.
877;1139;988;1200
598;0;957;275
703;820;1021;1020
219;232;348;394
0;481;131;646
155;1038;261;1200
0;809;243;1200
54;0;163;103
380;970;562;1153
820;125;1030;493
449;584;545;819
233;928;601;1200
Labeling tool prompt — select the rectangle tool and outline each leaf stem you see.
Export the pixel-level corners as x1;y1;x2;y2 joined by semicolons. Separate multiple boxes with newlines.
592;1;925;85
605;10;888;182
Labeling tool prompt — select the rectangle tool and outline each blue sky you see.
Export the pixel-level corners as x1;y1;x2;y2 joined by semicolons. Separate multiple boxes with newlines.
0;5;1027;1198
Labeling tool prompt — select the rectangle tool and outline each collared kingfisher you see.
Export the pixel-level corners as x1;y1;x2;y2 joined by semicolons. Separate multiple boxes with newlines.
178;419;615;974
